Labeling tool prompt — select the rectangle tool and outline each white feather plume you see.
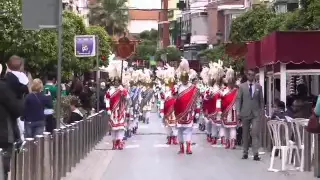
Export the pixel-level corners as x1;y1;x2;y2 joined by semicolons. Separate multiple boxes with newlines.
200;66;209;84
225;66;235;82
189;69;197;80
176;58;190;78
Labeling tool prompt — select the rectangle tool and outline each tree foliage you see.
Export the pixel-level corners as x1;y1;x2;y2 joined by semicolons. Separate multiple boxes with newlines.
230;1;320;43
155;46;181;62
198;45;244;72
0;0;40;63
86;26;112;66
135;29;158;60
0;0;111;78
88;0;129;35
230;5;276;42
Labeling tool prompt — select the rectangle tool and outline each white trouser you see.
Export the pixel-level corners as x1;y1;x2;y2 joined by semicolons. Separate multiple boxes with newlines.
177;127;193;143
111;129;125;140
129;120;135;130
144;111;150;120
219;127;237;139
205;117;212;135
166;126;178;136
211;122;220;138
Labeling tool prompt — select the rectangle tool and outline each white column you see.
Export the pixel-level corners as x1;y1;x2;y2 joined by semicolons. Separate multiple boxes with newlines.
259;67;265;97
312;75;320;95
280;63;287;106
267;75;272;117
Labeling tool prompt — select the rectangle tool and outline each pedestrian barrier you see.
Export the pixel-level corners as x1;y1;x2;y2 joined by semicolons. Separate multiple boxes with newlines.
9;110;108;180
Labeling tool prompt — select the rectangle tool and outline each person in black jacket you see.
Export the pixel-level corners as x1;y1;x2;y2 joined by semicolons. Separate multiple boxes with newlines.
67;97;83;124
0;77;23;180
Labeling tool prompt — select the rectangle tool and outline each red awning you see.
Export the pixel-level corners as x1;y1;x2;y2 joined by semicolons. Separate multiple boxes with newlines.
245;41;260;70
260;31;320;66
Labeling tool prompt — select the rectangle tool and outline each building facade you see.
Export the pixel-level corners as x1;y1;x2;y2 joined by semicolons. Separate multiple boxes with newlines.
62;0;89;26
159;0;170;48
207;0;246;45
127;0;161;35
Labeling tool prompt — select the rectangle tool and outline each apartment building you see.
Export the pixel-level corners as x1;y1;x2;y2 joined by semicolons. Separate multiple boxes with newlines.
62;0;89;26
128;0;160;36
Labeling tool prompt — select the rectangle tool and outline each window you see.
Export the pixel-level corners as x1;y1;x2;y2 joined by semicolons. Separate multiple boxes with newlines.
275;4;287;13
200;12;208;16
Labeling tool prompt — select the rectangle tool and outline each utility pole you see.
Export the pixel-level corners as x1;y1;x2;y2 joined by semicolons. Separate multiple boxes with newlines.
163;0;170;48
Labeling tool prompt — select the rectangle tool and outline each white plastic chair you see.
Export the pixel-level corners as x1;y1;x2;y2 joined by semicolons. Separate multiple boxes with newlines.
267;120;301;172
293;118;312;172
285;116;314;172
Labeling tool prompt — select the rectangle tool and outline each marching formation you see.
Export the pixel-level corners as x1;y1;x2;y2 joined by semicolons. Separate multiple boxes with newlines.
102;58;239;154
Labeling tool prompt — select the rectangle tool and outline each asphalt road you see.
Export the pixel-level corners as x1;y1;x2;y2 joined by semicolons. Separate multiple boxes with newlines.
100;112;313;180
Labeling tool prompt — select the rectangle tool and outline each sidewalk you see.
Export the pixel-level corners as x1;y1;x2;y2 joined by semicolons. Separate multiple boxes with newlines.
64;136;115;180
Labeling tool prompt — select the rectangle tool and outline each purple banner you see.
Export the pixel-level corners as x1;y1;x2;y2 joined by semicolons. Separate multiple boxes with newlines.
74;35;96;57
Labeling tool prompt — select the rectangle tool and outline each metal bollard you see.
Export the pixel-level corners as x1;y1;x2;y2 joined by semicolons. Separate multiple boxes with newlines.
84;119;89;155
60;127;67;177
88;118;93;150
52;129;60;180
24;138;35;180
0;148;4;180
65;125;72;173
10;143;19;180
35;135;45;180
79;120;84;159
73;121;80;165
15;142;25;180
43;132;52;180
69;123;75;169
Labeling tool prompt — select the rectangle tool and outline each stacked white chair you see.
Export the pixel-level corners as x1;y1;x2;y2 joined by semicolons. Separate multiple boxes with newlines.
285;116;313;172
267;120;301;172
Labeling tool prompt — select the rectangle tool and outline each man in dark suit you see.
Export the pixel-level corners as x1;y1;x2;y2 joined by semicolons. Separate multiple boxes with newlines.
236;69;264;161
0;76;23;180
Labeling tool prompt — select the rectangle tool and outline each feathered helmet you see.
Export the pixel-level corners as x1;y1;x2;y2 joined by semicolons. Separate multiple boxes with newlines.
208;60;224;83
142;68;153;87
104;63;121;82
225;66;235;84
164;64;175;87
200;66;209;85
176;58;190;81
122;68;132;87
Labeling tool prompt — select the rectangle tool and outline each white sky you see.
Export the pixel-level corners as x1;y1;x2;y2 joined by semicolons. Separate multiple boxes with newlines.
128;0;161;9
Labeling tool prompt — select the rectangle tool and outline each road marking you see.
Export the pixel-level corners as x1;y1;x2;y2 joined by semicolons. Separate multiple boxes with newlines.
139;126;149;129
153;144;170;148
125;144;140;149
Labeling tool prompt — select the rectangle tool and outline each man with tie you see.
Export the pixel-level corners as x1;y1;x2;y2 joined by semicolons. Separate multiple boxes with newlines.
236;69;264;161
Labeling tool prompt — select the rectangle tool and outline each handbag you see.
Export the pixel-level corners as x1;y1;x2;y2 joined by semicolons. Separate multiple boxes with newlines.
306;112;320;134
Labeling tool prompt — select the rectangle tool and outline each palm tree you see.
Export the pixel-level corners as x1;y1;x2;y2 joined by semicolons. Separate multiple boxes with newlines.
88;0;129;35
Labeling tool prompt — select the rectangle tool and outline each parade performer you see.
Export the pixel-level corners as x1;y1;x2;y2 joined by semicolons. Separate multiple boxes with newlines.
130;70;142;134
105;64;128;150
174;59;199;154
140;69;154;124
199;67;210;134
206;61;225;145
221;67;238;149
161;65;178;145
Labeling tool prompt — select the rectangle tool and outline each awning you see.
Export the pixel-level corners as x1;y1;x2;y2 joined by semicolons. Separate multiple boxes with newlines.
260;31;320;66
245;41;260;70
